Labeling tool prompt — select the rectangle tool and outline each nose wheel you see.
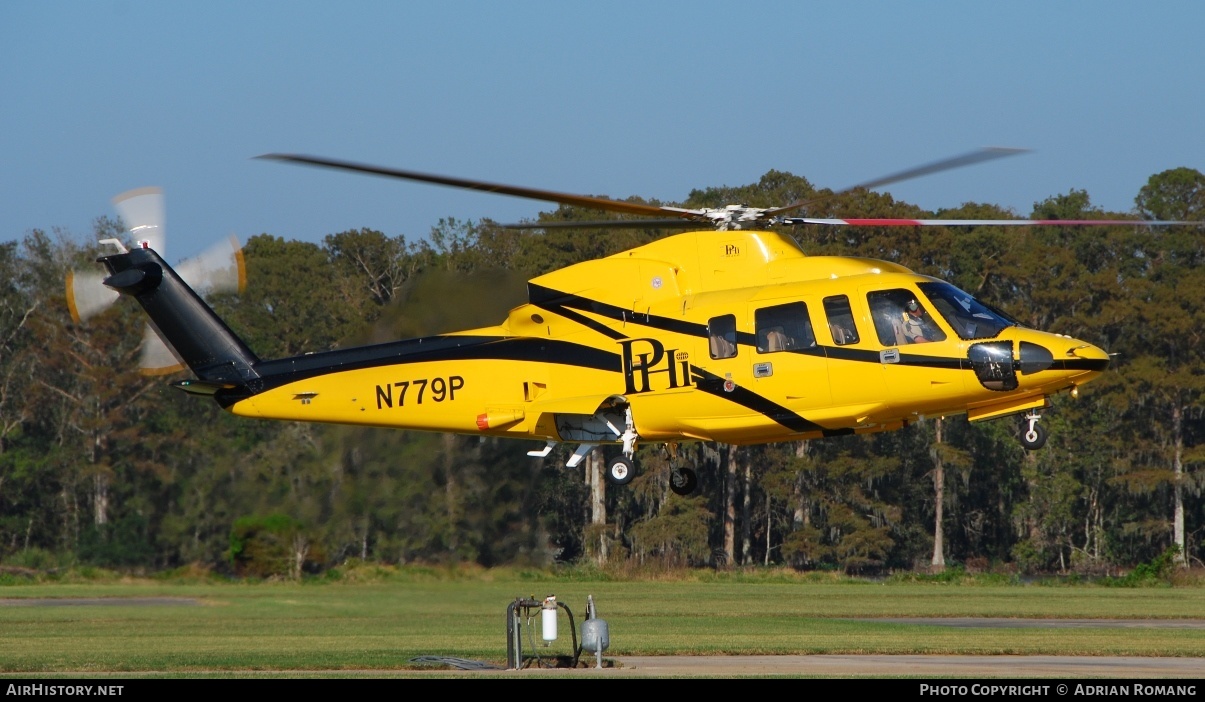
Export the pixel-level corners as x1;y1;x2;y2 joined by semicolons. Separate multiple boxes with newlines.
1019;412;1048;451
606;455;635;485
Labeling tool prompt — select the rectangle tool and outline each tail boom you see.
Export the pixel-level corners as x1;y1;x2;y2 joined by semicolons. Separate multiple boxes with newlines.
100;247;260;386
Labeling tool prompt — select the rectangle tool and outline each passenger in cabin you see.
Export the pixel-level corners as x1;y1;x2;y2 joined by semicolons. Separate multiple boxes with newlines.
764;327;790;352
710;333;736;358
902;299;936;344
708;314;738;359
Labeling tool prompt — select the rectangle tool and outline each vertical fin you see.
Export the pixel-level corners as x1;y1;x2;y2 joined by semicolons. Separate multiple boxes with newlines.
100;247;259;385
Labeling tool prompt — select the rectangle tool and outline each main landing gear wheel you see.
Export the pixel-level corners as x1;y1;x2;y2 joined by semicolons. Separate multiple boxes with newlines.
1020;413;1048;451
607;455;635;486
670;467;698;496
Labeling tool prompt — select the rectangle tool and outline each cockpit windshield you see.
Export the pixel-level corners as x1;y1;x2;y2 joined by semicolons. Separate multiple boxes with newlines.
917;282;1019;340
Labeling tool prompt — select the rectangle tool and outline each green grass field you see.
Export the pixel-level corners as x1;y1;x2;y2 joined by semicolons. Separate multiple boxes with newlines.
2;566;1204;675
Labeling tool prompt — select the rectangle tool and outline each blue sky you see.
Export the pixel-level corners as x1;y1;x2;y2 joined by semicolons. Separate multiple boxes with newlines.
3;1;1203;262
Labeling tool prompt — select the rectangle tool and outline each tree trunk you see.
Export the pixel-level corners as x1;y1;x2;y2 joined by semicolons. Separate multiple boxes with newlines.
931;418;945;571
588;448;607;565
442;433;458;553
740;457;752;565
723;444;737;567
765;496;772;566
291;533;309;580
792;439;809;525
93;473;109;527
1172;403;1186;566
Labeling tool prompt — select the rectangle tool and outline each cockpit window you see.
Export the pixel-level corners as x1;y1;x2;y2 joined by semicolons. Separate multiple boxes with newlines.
916;282;1018;340
867;289;946;345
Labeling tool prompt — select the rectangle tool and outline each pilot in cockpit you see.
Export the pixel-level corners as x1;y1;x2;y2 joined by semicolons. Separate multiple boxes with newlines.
902;299;936;344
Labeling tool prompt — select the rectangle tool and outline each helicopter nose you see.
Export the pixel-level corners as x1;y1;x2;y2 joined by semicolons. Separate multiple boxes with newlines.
1023;337;1110;383
1061;340;1111;372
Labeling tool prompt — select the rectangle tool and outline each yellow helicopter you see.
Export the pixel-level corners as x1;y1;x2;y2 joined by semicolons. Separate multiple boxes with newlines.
75;149;1195;496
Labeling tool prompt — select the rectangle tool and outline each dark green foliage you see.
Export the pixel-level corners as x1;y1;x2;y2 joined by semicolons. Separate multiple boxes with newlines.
228;513;323;578
1102;546;1182;587
78;513;155;568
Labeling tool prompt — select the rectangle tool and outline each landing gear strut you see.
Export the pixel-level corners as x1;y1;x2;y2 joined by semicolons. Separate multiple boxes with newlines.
1019;411;1047;451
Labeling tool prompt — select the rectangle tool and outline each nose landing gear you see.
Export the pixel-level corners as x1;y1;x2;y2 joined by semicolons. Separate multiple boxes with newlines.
1019;411;1047;451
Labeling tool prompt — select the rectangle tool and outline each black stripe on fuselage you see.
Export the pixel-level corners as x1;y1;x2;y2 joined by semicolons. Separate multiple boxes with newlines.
534;286;1109;380
690;366;824;434
532;283;971;371
216;335;623;408
533;300;627;340
531;284;825;433
1054;358;1111;372
523;286;1110;437
530;283;707;337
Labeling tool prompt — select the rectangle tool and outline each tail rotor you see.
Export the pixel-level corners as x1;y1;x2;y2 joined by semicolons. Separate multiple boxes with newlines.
66;187;247;375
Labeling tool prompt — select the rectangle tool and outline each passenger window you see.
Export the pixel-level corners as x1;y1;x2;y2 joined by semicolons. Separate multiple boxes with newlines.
822;295;860;345
755;302;815;354
708;314;738;359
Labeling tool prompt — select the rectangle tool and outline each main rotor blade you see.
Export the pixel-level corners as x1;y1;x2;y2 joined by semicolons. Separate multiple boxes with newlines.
788;217;1205;227
258;153;688;221
763;147;1030;218
500;218;705;230
843;147;1030;193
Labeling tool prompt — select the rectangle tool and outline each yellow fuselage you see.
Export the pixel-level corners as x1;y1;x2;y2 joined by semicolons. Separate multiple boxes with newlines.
225;230;1109;447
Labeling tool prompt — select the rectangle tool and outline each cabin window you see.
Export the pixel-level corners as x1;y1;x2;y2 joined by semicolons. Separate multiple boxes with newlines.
755;302;815;353
822;295;860;345
866;289;947;346
708;314;738;359
916;282;1018;340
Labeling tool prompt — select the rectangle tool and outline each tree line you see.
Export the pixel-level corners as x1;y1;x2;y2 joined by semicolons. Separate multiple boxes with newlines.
0;167;1201;577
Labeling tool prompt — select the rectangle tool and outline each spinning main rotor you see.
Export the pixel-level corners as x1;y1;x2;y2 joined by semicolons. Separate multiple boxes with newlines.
257;149;1201;231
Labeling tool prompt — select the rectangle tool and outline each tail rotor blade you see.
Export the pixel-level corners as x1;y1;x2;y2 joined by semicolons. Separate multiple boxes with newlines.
112;187;166;253
174;235;246;295
66;269;120;323
138;324;186;375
